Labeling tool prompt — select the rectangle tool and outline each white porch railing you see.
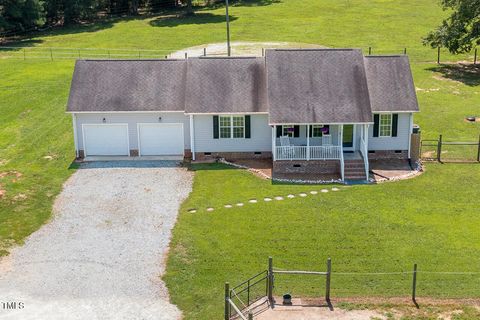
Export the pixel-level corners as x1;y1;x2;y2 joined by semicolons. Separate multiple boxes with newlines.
359;137;369;178
275;146;342;160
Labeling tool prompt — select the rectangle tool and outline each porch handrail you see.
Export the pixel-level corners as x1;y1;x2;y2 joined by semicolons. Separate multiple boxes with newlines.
275;146;341;160
359;138;369;178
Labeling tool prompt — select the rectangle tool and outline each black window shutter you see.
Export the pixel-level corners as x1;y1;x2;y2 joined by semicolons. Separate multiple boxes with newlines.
276;126;282;138
308;125;312;138
245;115;251;139
294;125;300;138
373;114;380;137
213;115;219;139
392;114;398;137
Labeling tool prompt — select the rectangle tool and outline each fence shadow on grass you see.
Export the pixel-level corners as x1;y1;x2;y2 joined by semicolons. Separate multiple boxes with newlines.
426;63;480;87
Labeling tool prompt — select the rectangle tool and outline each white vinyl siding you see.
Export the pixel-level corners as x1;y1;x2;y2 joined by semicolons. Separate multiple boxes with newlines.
75;112;190;151
368;113;411;150
194;114;271;152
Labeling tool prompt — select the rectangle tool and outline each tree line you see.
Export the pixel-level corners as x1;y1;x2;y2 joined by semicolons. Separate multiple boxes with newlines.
0;0;185;35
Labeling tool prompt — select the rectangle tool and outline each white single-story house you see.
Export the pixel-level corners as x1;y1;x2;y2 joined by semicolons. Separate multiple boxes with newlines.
66;48;419;181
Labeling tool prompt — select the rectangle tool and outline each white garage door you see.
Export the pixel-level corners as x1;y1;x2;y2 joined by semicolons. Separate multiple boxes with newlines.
138;123;184;156
83;124;129;156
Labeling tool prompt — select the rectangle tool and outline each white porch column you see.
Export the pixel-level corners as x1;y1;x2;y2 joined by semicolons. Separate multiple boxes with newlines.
189;114;195;161
306;124;310;160
72;113;79;158
272;126;276;161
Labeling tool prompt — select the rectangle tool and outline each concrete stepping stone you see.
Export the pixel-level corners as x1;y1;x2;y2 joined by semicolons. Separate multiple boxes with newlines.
249;199;258;203
264;197;272;202
332;187;340;191
299;193;307;197
274;196;284;201
224;204;233;208
310;191;318;195
287;194;295;198
188;209;197;213
321;189;329;193
236;203;244;207
206;207;215;212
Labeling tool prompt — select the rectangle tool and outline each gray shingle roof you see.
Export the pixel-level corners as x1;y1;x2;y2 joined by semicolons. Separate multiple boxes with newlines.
185;57;268;114
66;51;419;119
364;55;419;112
266;49;373;124
67;60;187;112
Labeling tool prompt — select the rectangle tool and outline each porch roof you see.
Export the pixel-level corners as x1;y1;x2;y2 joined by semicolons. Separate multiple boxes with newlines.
266;49;373;125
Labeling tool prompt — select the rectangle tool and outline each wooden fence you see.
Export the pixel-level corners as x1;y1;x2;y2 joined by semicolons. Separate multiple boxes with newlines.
421;134;480;163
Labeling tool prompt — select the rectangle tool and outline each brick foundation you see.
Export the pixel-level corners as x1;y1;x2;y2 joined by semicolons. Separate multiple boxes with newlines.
78;150;85;158
184;149;192;160
194;151;272;161
273;160;340;175
368;150;408;160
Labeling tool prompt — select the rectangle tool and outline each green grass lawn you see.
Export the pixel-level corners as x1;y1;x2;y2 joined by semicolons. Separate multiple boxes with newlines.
165;163;480;319
0;1;479;318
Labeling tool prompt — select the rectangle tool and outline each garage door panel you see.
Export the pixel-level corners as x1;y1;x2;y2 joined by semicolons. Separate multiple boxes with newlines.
83;124;129;156
139;123;184;156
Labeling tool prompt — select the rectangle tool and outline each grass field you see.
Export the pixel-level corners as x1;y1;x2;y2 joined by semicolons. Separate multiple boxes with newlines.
165;163;480;319
0;0;479;318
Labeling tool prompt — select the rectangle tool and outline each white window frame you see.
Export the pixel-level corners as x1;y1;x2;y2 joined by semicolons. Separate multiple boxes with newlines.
219;115;245;139
282;125;295;137
379;114;392;137
311;125;324;138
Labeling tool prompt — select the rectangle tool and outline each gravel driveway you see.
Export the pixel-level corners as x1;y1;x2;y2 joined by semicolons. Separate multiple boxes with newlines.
0;161;193;320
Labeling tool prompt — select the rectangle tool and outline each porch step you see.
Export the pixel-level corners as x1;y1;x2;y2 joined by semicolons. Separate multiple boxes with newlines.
344;160;367;180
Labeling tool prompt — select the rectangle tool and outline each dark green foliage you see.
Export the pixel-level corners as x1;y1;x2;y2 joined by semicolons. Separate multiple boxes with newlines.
0;0;45;32
424;0;480;53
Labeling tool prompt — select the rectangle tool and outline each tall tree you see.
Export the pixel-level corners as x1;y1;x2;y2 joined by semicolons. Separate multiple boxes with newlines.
0;0;45;32
424;0;480;54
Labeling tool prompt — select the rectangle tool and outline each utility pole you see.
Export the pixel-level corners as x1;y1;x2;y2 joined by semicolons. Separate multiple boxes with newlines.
225;0;231;56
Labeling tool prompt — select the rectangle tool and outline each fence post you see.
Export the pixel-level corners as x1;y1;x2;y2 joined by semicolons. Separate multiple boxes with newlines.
262;48;265;57
248;311;253;320
23;48;26;60
325;258;331;303
437;47;440;64
368;47;372;55
268;257;273;304
185;52;188;59
412;264;418;304
477;135;480;162
225;282;230;320
437;134;443;162
404;47;407;55
50;48;53;61
203;47;206;56
474;48;477;65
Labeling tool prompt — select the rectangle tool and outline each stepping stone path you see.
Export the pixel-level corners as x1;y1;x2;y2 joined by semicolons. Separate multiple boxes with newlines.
194;185;344;213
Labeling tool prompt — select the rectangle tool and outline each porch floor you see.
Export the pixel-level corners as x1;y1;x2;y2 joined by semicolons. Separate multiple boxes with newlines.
343;151;363;160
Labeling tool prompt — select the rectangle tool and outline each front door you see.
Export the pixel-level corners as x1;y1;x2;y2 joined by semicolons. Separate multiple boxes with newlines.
343;124;355;151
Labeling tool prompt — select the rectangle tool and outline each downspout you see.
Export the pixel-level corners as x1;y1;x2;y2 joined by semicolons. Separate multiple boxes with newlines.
72;113;79;158
272;126;276;161
340;125;344;181
189;114;195;161
364;124;370;179
407;113;413;159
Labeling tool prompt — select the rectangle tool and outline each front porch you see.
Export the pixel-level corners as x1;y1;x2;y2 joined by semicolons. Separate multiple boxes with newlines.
271;124;370;181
